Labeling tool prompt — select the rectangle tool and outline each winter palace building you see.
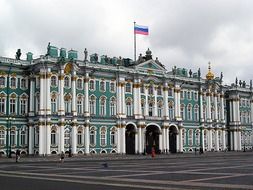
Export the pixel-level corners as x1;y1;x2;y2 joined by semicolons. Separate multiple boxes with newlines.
0;44;252;156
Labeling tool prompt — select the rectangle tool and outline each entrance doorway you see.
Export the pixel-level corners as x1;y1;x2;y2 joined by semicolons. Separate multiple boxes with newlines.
145;125;160;154
125;124;136;154
169;126;177;153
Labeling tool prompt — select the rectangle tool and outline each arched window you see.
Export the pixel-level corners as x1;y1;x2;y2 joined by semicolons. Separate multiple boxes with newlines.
10;77;16;88
64;77;70;88
89;96;96;115
20;78;27;88
51;76;57;86
148;85;153;95
168;101;174;120
149;102;154;116
20;130;26;146
0;76;5;86
64;94;71;114
187;91;191;100
20;97;28;115
90;127;96;145
182;129;186;145
188;129;193;146
89;80;95;90
51;95;57;114
195;129;200;146
110;127;116;145
100;96;106;116
126;98;133;116
110;97;116;116
194;92;198;101
77;96;83;115
0;129;5;146
110;82;115;92
0;96;5;114
64;128;70;146
187;104;192;120
157;86;162;95
77;79;82;89
141;99;145;115
77;130;82;145
180;104;185;120
10;130;15;146
157;101;163;117
51;129;56;145
126;82;131;93
10;98;16;114
100;81;105;91
100;127;107;146
194;105;199;121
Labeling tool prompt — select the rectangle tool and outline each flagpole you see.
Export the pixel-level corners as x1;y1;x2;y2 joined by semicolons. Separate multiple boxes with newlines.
134;21;136;62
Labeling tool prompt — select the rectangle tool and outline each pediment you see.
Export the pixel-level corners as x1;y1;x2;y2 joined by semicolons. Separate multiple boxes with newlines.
136;59;166;72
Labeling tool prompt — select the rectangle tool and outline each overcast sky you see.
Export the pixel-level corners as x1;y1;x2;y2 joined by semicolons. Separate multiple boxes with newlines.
1;0;253;85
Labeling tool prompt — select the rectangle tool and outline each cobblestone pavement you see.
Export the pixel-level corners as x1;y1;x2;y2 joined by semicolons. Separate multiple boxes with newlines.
0;152;253;190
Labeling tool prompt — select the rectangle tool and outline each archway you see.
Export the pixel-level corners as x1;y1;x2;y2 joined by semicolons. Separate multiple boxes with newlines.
145;125;160;154
125;124;136;154
169;125;178;153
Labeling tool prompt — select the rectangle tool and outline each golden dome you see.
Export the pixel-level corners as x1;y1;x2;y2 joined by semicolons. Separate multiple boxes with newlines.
206;62;214;80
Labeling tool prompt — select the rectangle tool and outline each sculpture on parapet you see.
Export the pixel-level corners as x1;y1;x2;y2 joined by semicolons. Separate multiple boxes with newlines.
189;69;192;78
15;49;21;60
47;42;51;56
84;48;88;61
235;77;238;86
242;81;246;88
250;80;252;90
198;68;201;78
220;72;223;83
137;53;144;63
94;53;98;62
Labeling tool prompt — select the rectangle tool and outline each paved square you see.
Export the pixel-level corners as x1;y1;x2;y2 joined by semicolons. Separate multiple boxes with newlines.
0;152;253;190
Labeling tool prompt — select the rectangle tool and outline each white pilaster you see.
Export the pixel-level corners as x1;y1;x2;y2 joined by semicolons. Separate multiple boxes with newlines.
39;124;44;155
144;85;149;116
71;125;77;154
138;126;142;153
163;84;169;120
220;93;225;122
46;123;51;154
84;124;90;154
206;90;212;122
162;127;166;152
214;91;218;121
154;86;158;117
215;129;219;151
59;122;65;153
116;126;121;153
166;127;169;153
199;89;204;122
58;70;65;115
121;83;126;117
122;127;126;154
71;71;77;116
208;129;213;151
133;78;141;118
84;73;90;117
174;85;181;120
29;78;35;116
178;127;183;152
28;125;34;154
238;130;242;151
222;128;226;151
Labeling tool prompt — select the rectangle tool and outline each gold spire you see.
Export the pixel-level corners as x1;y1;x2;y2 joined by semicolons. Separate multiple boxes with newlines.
206;62;214;80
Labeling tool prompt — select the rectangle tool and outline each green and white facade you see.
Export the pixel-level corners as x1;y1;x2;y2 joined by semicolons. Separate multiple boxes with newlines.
0;45;252;156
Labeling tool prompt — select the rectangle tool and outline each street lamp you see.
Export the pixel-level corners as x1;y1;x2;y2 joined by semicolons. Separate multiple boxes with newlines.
6;63;13;158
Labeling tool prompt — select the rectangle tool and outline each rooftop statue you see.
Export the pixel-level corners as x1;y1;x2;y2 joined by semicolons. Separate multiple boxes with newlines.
84;48;88;61
145;48;152;60
47;42;51;55
15;49;21;60
94;53;98;62
137;53;144;63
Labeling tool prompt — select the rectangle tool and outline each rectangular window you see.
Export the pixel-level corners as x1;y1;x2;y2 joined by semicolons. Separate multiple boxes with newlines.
77;100;82;115
51;99;56;113
20;99;27;115
0;98;5;114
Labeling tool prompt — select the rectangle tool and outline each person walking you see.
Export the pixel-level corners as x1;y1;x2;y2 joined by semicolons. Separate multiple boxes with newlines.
15;149;20;163
60;151;65;163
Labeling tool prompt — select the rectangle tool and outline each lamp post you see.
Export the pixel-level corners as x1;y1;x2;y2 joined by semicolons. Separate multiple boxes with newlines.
6;63;13;158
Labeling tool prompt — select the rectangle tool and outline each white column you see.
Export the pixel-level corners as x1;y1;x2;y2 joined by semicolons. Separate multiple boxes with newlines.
230;130;234;151
163;84;169;120
46;69;51;115
159;132;162;152
59;123;65;153
174;85;181;120
84;124;90;154
208;129;213;151
58;70;65;115
234;130;238;150
220;93;225;122
116;126;121;153
135;132;138;154
29;78;35;116
178;127;183;152
84;73;89;117
133;79;141;118
166;127;169;153
215;129;219;151
39;69;45;116
71;125;77;154
46;123;51;154
39;124;44;155
71;72;77;116
251;98;253;126
222;128;226;151
206;90;212;122
154;86;158;117
121;83;126;117
117;82;122;116
28;125;34;155
199;89;204;122
138;126;142;154
201;127;205;150
162;127;166;152
238;130;242;151
144;85;149;116
142;128;146;152
122;126;126;154
214;91;218;121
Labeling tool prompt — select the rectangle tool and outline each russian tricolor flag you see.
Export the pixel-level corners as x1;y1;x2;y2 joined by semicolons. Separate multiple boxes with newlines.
134;24;149;35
